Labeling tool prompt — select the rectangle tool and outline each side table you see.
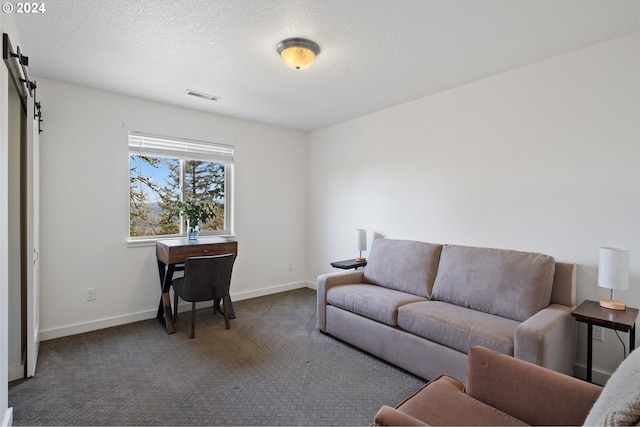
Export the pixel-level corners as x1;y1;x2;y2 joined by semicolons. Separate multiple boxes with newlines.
330;258;367;270
571;299;638;383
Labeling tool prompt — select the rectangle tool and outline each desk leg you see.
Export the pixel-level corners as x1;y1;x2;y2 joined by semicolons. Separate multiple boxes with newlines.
631;323;636;354
156;260;176;334
156;260;166;321
587;323;593;383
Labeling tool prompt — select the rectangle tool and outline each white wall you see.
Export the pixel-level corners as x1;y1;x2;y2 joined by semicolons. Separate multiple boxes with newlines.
307;32;640;380
36;79;308;339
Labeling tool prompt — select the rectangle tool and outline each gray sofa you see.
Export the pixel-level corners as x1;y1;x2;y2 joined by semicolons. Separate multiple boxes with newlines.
317;238;577;382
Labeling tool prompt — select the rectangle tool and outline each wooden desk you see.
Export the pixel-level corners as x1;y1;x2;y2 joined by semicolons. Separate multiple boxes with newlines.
571;299;638;383
156;237;238;334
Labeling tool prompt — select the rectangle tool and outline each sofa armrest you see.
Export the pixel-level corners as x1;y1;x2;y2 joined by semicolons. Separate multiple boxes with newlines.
316;270;365;331
374;405;429;426
514;303;576;375
466;346;602;426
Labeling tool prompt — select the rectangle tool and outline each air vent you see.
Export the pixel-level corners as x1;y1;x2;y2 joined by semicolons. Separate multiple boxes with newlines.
185;89;220;102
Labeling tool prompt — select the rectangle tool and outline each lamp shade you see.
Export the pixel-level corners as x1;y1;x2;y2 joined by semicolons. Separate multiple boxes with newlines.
356;229;367;252
598;247;629;290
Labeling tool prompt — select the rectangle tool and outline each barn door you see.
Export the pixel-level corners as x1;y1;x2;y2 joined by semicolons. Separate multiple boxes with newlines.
25;99;39;377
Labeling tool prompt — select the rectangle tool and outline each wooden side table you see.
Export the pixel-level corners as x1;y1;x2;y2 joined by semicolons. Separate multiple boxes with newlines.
330;258;367;270
571;299;638;383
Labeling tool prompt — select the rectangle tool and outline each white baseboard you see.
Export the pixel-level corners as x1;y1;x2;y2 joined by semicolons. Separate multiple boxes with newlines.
572;363;611;386
231;281;310;301
172;281;311;313
40;309;157;341
40;281;313;341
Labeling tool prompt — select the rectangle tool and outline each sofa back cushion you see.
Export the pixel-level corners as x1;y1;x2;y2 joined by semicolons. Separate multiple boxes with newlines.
431;245;555;321
363;239;442;298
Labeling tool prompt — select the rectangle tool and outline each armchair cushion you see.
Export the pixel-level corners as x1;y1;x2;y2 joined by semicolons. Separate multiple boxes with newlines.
375;375;526;426
374;406;427;426
584;348;640;426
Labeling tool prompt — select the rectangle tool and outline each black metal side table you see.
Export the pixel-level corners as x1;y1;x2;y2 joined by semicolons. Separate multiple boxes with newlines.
571;299;638;383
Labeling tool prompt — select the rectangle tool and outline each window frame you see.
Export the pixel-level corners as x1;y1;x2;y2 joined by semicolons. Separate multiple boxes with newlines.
127;131;234;245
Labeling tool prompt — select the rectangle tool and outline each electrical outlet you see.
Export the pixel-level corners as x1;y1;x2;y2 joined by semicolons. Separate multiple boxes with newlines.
288;261;294;271
593;325;604;342
85;288;96;302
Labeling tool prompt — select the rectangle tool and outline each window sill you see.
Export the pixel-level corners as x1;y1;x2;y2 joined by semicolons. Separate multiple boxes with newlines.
126;234;236;248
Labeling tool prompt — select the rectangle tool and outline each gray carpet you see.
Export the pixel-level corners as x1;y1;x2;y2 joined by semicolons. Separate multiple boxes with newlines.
9;288;425;426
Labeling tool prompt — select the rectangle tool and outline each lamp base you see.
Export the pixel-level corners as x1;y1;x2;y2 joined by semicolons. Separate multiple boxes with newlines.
599;299;626;310
355;257;366;262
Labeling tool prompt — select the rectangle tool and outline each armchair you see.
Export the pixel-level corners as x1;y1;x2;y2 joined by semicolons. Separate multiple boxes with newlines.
375;345;640;426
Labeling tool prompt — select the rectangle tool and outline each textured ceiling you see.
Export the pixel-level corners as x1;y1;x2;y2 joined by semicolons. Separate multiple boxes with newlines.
12;0;640;131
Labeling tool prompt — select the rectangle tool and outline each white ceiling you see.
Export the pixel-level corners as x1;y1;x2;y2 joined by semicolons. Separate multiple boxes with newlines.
12;0;640;132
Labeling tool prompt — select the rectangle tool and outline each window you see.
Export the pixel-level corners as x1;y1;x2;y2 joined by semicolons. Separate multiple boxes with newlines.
129;132;233;239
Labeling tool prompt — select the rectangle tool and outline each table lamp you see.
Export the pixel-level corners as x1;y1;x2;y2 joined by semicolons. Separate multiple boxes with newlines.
356;229;367;262
598;247;629;310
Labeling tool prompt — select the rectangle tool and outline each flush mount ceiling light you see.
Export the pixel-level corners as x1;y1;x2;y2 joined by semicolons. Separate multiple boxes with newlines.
276;38;320;70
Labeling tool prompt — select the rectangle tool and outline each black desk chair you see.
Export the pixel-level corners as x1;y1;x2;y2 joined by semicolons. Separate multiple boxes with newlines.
172;254;236;338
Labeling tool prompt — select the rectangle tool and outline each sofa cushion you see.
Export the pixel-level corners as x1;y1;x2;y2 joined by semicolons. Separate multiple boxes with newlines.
432;245;555;322
584;347;640;426
363;239;442;298
327;284;427;327
397;301;519;355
